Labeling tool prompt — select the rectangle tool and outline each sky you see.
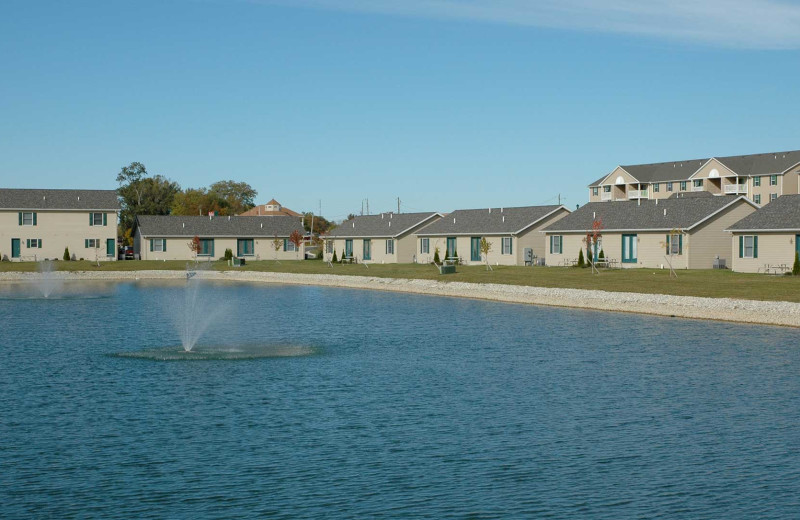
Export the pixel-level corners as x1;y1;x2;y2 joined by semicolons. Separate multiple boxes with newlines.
1;0;799;221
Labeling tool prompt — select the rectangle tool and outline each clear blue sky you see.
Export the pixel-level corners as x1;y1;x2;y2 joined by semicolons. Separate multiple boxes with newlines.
1;0;799;221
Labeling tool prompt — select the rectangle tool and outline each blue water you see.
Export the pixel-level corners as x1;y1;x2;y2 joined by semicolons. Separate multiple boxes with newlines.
1;281;799;519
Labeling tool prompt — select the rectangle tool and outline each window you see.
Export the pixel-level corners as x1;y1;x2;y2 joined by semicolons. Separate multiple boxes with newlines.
237;239;254;256
679;181;687;191
603;186;611;193
151;238;166;252
770;193;778;202
753;194;761;204
283;239;296;253
592;187;599;196
666;234;682;256
199;239;214;256
549;235;562;254
385;239;394;255
471;237;482;261
90;212;105;226
26;239;42;248
85;238;99;248
19;212;36;226
363;239;371;260
344;239;353;258
653;183;660;193
502;237;512;255
770;175;778;186
753;176;761;187
622;234;637;263
740;235;757;258
446;237;456;258
325;240;333;254
667;182;673;192
693;179;703;188
420;238;429;254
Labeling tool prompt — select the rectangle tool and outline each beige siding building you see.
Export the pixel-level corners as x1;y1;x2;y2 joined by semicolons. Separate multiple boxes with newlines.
416;205;570;266
0;189;119;262
134;215;305;261
726;194;800;273
588;150;800;206
543;194;757;269
324;212;442;264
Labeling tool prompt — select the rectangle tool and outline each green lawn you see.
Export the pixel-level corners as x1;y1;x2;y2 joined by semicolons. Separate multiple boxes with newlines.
1;259;798;302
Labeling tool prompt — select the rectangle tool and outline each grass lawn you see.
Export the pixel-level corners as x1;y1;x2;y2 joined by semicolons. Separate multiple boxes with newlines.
1;258;799;302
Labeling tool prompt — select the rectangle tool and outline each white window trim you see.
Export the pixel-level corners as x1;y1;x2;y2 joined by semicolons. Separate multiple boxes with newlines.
743;235;755;258
386;239;394;255
22;212;35;226
420;238;429;254
502;237;512;255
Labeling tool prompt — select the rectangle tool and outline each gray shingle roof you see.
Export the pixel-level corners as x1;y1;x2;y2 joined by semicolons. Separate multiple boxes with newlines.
135;215;304;237
418;205;565;235
543;196;753;233
727;194;800;231
0;188;120;210
587;149;800;187
326;212;440;238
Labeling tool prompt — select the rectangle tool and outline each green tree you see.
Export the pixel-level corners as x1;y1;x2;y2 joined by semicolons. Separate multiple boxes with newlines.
303;212;333;234
63;247;70;261
433;247;440;264
577;248;585;267
793;251;800;276
116;162;181;235
479;237;492;270
208;180;257;215
332;249;338;263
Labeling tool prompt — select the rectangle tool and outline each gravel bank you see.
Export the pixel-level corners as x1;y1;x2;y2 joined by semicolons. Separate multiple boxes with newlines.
2;270;799;327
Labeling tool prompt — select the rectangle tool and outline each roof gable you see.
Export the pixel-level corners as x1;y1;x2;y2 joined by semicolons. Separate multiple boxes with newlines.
0;188;120;210
727;194;800;231
135;215;304;237
418;205;566;235
326;212;441;238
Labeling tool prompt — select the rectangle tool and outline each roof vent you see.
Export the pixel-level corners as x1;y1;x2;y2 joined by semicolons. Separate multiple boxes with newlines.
77;196;80;201
501;207;504;213
593;211;596;219
488;208;491;213
655;198;659;205
260;222;263;229
182;222;185;228
390;213;393;219
381;213;384;219
43;195;46;200
664;208;667;216
453;217;456;224
502;216;505;223
228;215;231;221
389;221;391;228
352;222;355;228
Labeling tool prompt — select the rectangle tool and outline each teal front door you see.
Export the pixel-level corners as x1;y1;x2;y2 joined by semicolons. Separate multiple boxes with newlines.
11;238;20;258
471;237;481;262
345;239;353;258
796;235;800;257
622;234;637;263
106;239;115;257
363;239;371;261
446;237;456;259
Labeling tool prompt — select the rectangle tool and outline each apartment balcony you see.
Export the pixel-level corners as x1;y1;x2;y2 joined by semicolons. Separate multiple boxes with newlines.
601;191;612;201
724;184;748;194
628;190;648;200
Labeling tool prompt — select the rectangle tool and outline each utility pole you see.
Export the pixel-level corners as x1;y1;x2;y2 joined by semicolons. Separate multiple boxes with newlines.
397;197;401;214
366;199;370;215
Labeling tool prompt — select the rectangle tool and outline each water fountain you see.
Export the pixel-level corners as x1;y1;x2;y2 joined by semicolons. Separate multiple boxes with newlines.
173;265;222;352
36;260;63;298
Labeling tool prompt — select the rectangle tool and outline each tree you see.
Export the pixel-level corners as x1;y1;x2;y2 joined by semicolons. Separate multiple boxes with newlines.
332;249;338;263
583;218;604;272
479;237;492;270
63;247;70;261
172;188;212;216
116;162;181;235
272;236;283;262
188;235;201;263
793;251;800;276
289;229;304;260
598;249;605;260
577;248;585;268
303;212;333;234
208;180;257;215
433;247;440;264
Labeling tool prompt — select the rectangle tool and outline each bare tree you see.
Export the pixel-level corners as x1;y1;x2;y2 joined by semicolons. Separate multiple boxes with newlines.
272;235;282;263
479;237;493;271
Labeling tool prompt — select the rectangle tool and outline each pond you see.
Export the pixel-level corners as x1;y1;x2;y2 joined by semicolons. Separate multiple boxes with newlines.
1;280;799;519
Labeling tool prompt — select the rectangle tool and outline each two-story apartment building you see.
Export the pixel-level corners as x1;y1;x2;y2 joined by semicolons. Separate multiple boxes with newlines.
588;150;800;206
133;214;305;261
416;205;570;266
0;188;120;262
324;212;441;264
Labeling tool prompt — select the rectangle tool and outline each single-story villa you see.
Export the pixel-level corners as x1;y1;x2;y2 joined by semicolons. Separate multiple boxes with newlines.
415;205;570;266
324;212;441;263
542;193;758;269
133;214;305;261
726;194;800;273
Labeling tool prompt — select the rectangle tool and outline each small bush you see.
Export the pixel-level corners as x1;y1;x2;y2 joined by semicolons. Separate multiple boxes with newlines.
63;247;70;261
224;248;233;261
598;249;605;260
793;251;800;276
453;249;458;264
332;249;338;262
1;254;8;262
577;248;585;268
71;253;77;261
433;247;440;264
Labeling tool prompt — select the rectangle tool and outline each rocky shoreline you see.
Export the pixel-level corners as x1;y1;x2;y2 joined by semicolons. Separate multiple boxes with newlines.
2;270;799;327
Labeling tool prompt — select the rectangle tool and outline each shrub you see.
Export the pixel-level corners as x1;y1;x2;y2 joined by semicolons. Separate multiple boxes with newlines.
433;247;440;264
1;254;9;262
71;253;77;261
332;249;338;262
63;247;70;261
793;251;800;276
577;248;585;268
598;249;605;260
224;248;233;261
586;246;593;265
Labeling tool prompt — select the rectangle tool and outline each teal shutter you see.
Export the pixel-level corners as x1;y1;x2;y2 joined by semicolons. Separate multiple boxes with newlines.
283;238;288;251
162;239;166;252
33;213;37;226
18;212;22;225
210;240;215;257
85;239;89;248
150;239;154;252
753;236;758;258
678;235;683;255
549;236;553;254
103;213;107;226
90;213;94;226
738;236;743;258
665;235;670;255
38;239;42;248
509;238;512;255
26;239;30;248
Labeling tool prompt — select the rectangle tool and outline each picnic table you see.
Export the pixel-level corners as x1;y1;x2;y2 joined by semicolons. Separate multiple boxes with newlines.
341;256;355;264
761;263;790;275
